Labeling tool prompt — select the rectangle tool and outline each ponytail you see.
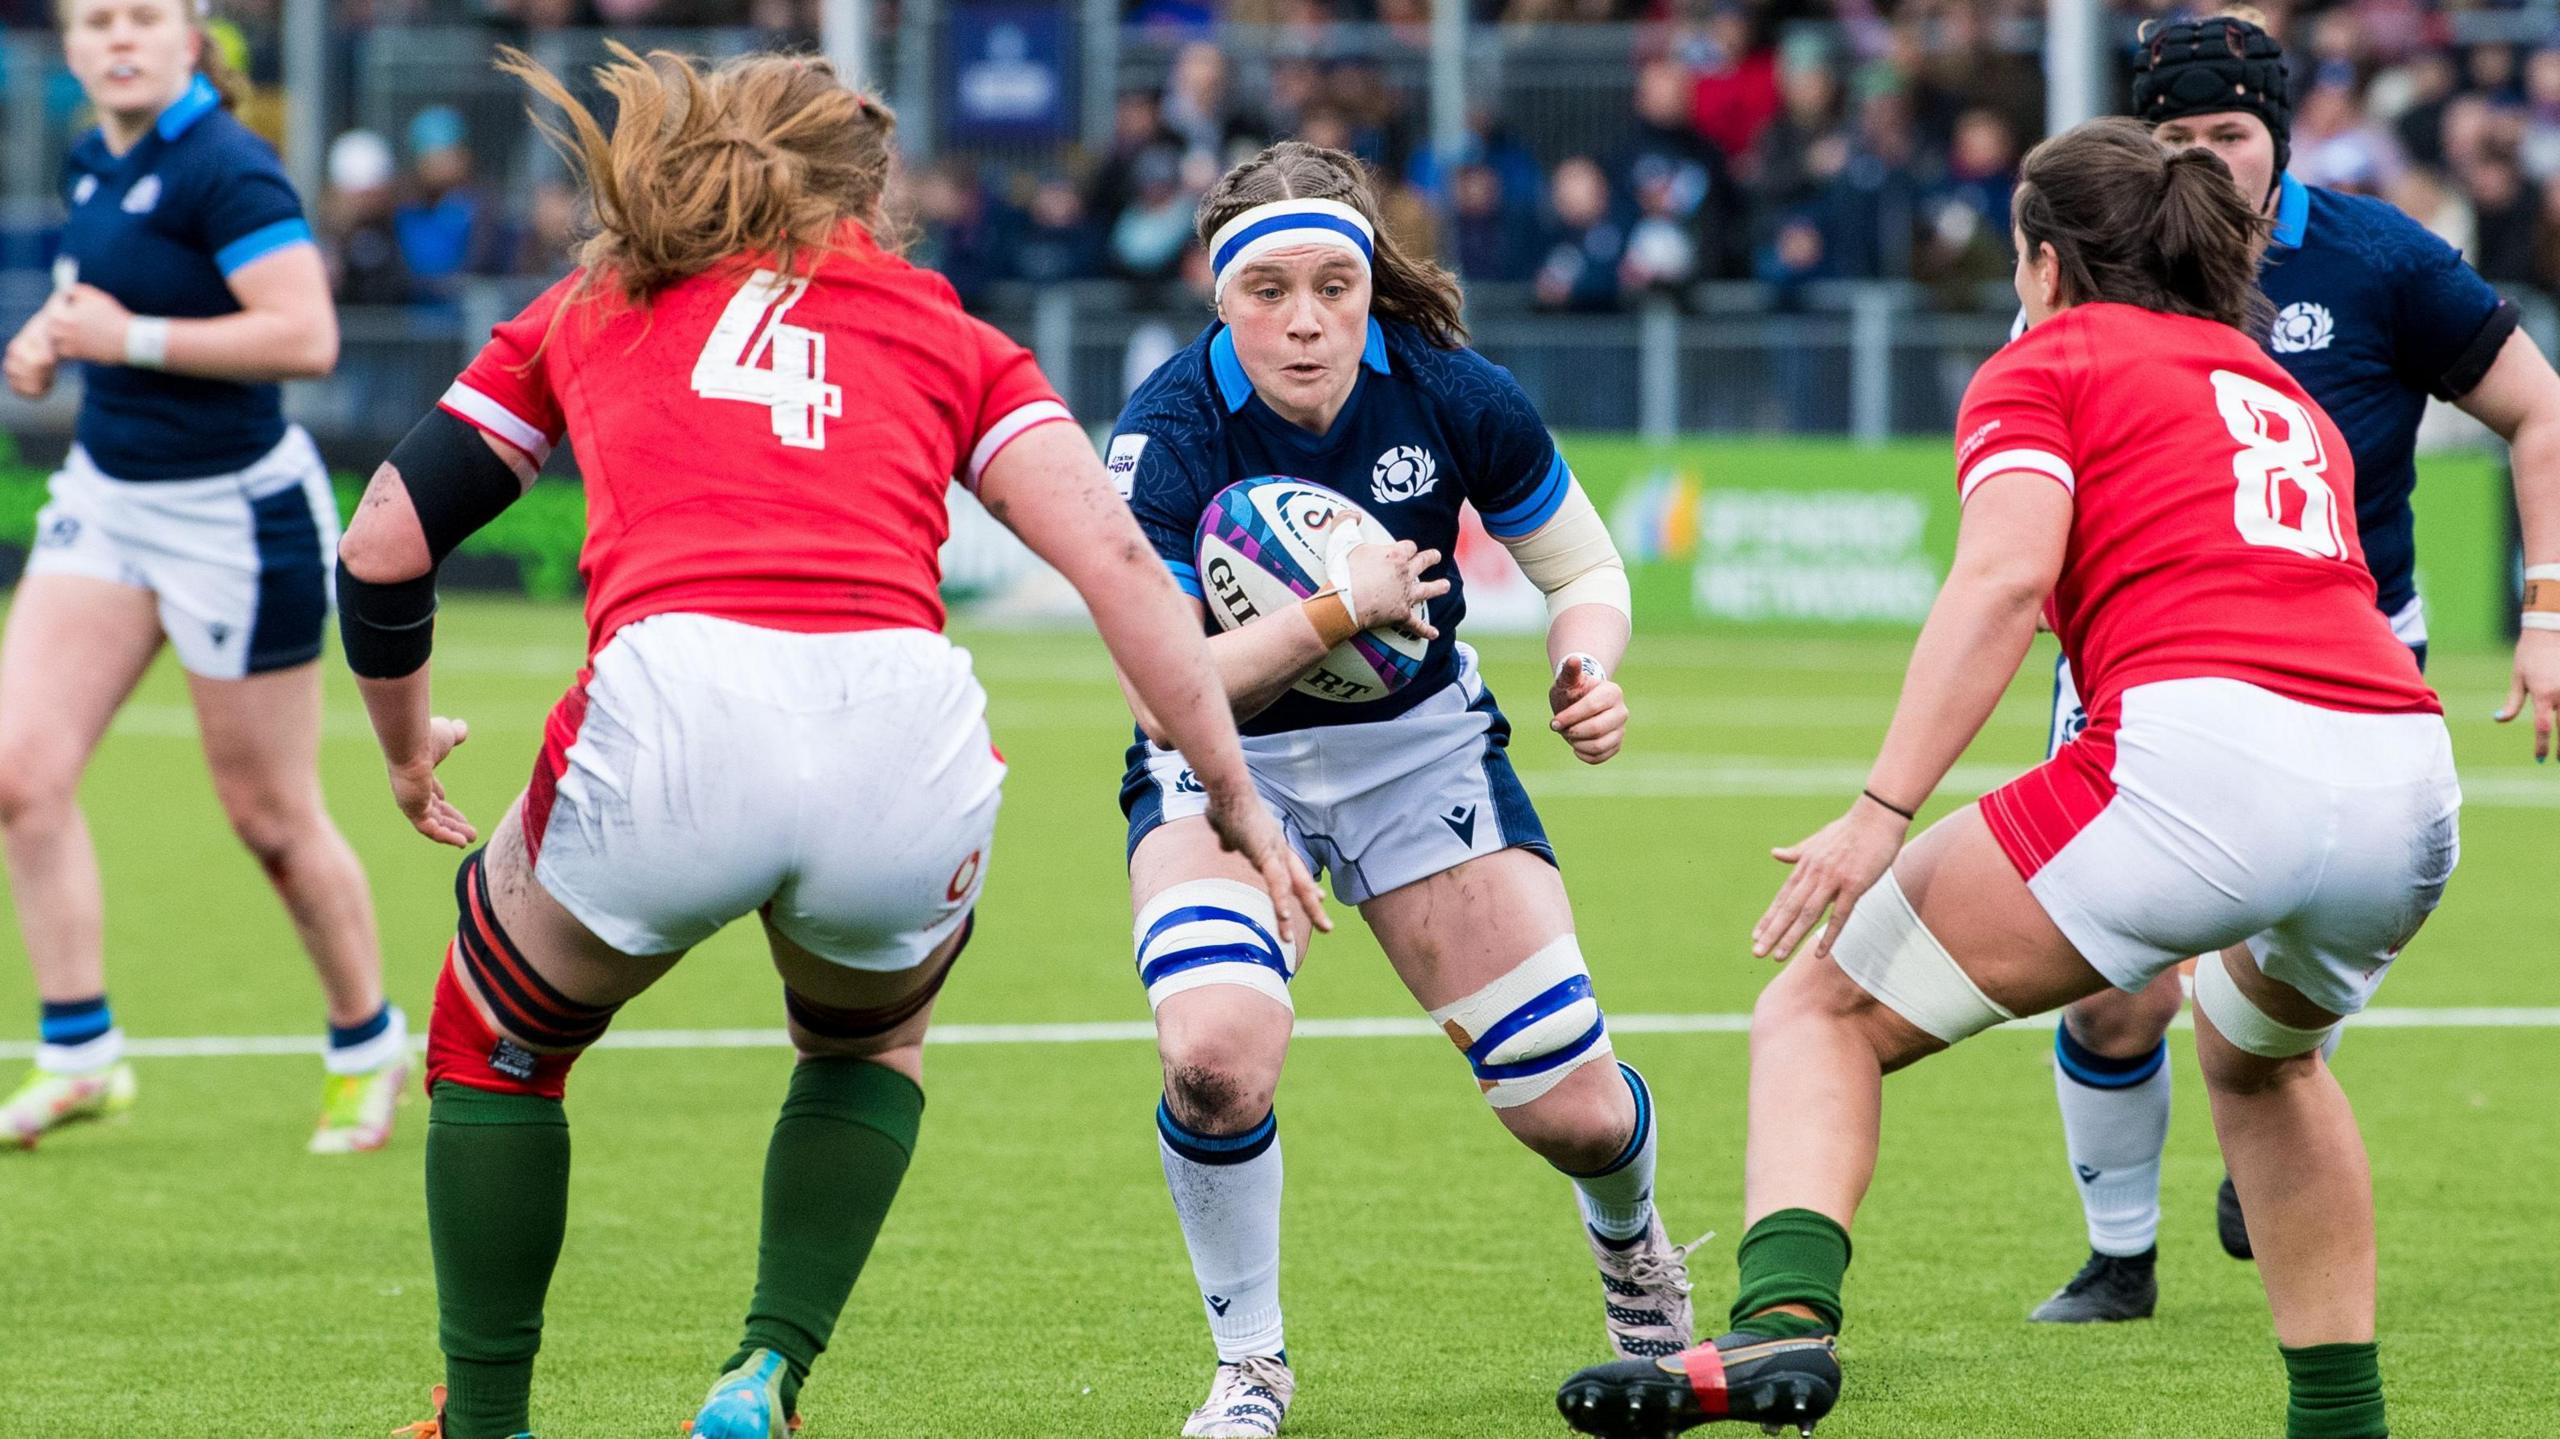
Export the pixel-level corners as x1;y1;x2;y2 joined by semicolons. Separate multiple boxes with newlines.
2152;147;2272;335
2015;116;2271;335
196;16;247;110
497;42;899;314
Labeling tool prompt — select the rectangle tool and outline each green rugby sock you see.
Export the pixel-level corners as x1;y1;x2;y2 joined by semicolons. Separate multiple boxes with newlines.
724;1057;925;1414
426;1083;571;1439
2282;1341;2387;1439
1728;1208;1852;1337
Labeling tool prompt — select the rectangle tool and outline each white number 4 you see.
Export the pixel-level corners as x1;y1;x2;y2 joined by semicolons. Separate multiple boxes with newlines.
690;269;843;450
2211;368;2344;560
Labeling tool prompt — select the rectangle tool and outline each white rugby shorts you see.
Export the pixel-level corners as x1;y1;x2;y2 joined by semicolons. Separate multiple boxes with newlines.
523;614;1005;969
1120;643;1552;904
1990;676;2460;1018
26;426;337;679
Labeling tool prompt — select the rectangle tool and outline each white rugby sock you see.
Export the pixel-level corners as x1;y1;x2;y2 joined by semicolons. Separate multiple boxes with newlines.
37;1027;125;1076
1570;1063;1658;1242
2053;1023;2171;1258
1158;1100;1286;1362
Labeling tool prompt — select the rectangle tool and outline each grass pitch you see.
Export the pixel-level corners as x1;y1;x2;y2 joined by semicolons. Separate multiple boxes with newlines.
1;599;2553;1437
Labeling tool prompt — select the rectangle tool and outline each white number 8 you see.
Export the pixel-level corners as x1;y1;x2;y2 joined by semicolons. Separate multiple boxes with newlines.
690;269;844;450
2211;368;2344;559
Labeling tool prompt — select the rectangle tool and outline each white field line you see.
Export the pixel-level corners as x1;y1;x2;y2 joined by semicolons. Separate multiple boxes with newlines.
5;1007;2556;1062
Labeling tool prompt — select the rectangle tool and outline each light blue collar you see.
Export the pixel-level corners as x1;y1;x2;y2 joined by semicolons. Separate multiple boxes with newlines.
155;75;222;142
2270;172;2309;251
1209;318;1393;413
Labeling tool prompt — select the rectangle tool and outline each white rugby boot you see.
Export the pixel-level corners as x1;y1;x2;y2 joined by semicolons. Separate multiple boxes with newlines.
2;1062;137;1150
1182;1354;1293;1437
1589;1214;1708;1359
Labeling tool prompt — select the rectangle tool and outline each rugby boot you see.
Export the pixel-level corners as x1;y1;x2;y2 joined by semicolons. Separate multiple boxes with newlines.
2028;1247;2158;1323
1557;1331;1840;1437
2;1062;135;1150
684;1348;799;1439
1183;1354;1293;1437
312;1049;412;1155
1590;1216;1709;1358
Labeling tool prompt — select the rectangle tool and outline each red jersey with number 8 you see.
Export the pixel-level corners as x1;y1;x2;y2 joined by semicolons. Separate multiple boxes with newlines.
438;222;1072;655
1954;302;2438;723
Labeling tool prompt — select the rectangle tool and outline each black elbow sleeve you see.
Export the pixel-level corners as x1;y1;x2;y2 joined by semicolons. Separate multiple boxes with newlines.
337;408;528;679
391;408;530;562
337;561;438;680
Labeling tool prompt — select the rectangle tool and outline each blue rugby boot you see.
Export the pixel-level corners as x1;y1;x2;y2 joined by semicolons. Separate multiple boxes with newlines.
684;1348;797;1438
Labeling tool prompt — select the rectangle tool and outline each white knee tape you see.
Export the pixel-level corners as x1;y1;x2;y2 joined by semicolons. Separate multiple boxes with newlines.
1427;935;1612;1109
1829;872;2016;1044
2193;949;2335;1058
1134;879;1296;1013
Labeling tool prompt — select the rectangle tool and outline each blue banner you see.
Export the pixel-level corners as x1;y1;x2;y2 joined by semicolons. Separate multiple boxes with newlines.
946;7;1071;141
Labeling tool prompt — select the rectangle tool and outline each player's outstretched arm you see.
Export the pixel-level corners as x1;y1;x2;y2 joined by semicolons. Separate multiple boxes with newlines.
2458;329;2560;761
1754;472;2067;962
338;413;538;847
978;422;1329;942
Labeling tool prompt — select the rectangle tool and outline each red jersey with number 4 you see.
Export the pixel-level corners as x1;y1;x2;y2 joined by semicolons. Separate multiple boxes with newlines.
1955;302;2438;723
438;222;1072;655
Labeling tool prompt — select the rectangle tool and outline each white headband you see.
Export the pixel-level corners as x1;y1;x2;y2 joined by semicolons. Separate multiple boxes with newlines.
1208;198;1375;305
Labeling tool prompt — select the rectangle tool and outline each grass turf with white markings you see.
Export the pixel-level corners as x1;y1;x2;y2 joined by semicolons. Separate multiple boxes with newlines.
1;598;2554;1436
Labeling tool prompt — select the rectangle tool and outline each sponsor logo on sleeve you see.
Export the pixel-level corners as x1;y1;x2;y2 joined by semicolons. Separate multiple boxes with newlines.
1956;419;2001;468
1106;433;1149;498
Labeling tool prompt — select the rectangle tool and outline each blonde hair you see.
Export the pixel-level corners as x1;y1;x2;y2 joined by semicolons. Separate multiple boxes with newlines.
56;0;246;110
1197;141;1468;348
496;42;898;313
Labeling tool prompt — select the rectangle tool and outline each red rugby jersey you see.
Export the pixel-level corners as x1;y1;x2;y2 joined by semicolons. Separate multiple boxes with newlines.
1954;302;2438;723
439;222;1071;654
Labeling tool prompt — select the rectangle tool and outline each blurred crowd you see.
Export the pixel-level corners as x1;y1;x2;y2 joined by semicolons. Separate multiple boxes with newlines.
907;9;2046;316
26;0;2560;313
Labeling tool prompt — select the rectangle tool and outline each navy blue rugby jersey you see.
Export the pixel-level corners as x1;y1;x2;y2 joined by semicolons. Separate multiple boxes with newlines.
59;76;316;480
2258;172;2516;617
1112;316;1571;735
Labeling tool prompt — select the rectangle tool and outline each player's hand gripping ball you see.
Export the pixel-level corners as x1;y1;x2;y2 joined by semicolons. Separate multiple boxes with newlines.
1196;477;1436;704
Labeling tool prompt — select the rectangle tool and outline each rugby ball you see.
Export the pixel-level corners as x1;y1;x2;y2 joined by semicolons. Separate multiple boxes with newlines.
1195;477;1429;704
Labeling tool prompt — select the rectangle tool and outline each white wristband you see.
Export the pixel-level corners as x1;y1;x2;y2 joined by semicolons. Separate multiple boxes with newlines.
2528;564;2560;583
123;316;170;370
2523;612;2560;631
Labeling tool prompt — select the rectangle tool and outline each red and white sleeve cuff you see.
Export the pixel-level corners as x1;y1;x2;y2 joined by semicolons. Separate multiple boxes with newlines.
964;400;1076;491
1959;447;2075;504
438;381;558;465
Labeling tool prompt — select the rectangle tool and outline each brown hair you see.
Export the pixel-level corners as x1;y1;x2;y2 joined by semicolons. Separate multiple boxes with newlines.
495;42;898;312
1197;140;1467;348
55;0;246;110
2013;116;2272;335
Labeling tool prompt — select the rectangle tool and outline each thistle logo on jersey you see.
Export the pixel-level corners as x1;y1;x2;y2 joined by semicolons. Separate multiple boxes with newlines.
1371;444;1439;505
2271;301;2336;354
120;175;162;215
1194;477;1429;704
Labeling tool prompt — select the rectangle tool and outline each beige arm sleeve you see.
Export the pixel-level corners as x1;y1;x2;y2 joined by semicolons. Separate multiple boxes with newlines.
1495;478;1631;625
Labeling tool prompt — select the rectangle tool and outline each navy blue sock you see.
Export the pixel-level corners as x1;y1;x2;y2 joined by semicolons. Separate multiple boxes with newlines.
328;1002;393;1053
39;996;113;1047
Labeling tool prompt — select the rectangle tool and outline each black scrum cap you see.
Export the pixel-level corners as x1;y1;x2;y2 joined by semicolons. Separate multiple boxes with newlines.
2132;16;2292;180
